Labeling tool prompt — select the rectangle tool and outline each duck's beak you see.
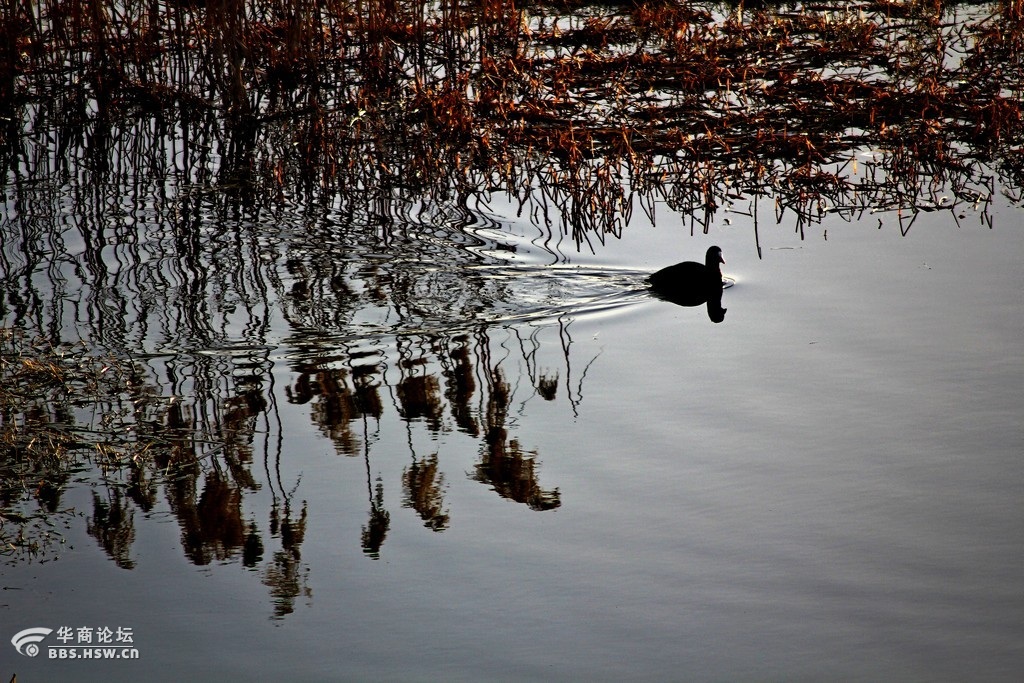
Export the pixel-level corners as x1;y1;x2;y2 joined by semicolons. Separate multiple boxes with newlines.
719;254;725;264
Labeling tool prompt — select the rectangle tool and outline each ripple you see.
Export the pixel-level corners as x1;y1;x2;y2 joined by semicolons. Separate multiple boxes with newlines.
288;263;652;344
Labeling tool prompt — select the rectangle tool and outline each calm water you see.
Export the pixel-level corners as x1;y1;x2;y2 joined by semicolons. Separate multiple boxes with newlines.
2;177;1022;681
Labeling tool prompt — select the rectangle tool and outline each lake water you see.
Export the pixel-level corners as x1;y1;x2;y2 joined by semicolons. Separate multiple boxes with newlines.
2;176;1022;681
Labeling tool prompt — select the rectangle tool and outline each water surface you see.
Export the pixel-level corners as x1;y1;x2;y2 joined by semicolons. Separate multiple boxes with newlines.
3;183;1022;681
3;1;1023;676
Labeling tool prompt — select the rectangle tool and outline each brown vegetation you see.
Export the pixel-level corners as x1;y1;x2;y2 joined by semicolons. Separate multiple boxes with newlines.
1;0;1021;245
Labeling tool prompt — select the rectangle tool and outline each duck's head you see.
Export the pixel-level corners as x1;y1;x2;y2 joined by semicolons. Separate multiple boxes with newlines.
707;246;725;266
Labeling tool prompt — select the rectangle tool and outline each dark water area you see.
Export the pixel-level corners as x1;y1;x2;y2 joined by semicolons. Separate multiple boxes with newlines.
3;0;1024;680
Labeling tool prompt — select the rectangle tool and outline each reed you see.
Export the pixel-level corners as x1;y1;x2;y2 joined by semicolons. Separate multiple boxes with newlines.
1;0;1021;239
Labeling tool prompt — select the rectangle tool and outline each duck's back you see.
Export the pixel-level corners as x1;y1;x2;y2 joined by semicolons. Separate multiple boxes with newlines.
647;260;707;289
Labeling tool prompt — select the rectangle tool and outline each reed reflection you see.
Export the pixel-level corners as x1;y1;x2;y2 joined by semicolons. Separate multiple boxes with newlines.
264;501;311;619
474;368;561;511
288;366;383;456
403;454;450;531
0;330;309;615
87;490;136;570
286;324;574;558
3;0;1024;618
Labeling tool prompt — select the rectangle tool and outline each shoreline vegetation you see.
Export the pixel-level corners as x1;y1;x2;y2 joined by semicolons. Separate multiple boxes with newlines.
1;0;1021;244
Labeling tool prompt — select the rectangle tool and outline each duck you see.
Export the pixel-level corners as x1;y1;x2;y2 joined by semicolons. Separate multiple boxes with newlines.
648;246;728;321
648;246;725;300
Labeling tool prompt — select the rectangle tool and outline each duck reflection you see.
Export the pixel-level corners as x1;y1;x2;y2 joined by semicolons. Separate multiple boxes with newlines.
648;245;728;322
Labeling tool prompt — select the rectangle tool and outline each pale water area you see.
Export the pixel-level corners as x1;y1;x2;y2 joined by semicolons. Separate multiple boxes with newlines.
2;188;1023;682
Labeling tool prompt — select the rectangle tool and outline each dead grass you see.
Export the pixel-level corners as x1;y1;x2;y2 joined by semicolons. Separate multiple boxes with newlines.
1;0;1021;241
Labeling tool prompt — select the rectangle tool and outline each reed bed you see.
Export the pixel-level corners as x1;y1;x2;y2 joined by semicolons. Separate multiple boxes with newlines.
1;0;1022;241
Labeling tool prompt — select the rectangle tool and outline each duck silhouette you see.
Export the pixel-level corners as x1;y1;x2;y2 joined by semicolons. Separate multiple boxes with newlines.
648;245;727;322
